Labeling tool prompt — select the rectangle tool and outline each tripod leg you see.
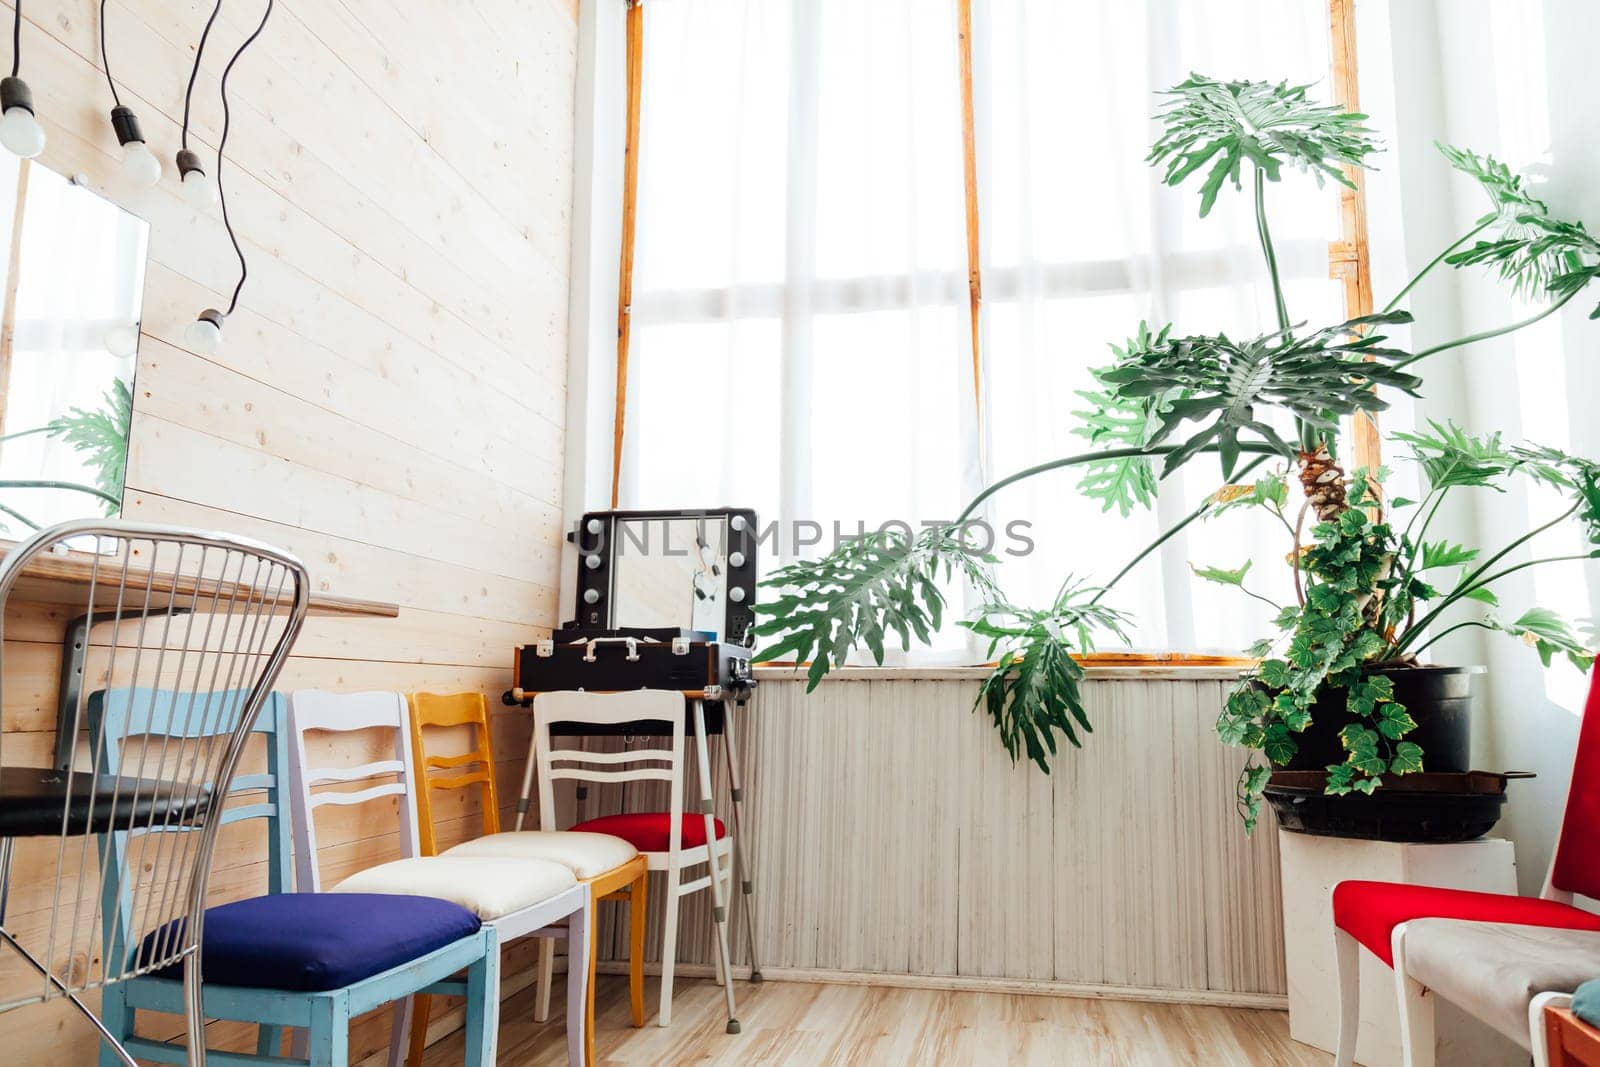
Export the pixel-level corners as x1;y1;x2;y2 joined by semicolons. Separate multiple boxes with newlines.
691;701;740;1034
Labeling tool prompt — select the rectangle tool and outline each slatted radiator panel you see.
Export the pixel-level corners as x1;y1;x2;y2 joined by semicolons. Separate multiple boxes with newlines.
0;0;578;1061
586;674;1287;1003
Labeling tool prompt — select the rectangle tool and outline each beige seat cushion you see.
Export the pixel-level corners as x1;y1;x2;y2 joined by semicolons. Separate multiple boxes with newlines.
332;855;575;921
1404;919;1600;1047
443;831;639;880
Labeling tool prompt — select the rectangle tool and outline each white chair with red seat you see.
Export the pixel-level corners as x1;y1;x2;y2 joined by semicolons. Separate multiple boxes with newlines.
1332;665;1600;1066
532;689;740;1032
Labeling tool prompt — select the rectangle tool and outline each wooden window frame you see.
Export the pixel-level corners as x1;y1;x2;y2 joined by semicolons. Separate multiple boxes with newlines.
608;0;1374;667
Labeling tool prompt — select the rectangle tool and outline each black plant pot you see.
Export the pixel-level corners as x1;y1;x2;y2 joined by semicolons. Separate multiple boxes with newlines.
1282;664;1480;773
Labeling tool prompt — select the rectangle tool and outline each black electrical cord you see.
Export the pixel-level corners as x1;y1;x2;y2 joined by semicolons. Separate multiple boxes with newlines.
216;0;271;315
11;0;21;78
182;0;224;150
98;0;121;106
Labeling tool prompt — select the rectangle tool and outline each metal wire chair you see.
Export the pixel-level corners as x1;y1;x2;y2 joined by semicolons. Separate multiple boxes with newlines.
0;520;310;1066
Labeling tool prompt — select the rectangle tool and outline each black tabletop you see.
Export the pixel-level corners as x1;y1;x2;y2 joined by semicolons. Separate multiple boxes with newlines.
0;767;211;838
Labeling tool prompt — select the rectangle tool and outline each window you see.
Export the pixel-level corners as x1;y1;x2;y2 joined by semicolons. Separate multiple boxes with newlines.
614;0;1371;658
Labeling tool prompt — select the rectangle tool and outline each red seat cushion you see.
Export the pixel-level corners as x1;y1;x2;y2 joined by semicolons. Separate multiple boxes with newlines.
1333;880;1600;966
569;812;727;853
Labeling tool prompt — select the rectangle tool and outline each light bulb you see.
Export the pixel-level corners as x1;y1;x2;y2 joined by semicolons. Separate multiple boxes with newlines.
0;105;43;159
181;168;215;206
184;309;225;354
103;323;140;358
119;139;161;188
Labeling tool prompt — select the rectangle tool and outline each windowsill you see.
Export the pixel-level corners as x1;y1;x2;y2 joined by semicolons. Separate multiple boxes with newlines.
754;662;1251;683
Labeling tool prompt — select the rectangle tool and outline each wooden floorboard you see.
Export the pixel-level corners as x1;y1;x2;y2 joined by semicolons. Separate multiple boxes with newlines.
420;975;1331;1065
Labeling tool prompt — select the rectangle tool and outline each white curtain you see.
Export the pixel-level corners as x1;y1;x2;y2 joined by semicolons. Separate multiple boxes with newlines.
621;0;1351;657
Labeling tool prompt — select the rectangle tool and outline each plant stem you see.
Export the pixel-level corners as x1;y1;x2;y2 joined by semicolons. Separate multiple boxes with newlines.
1397;289;1577;369
955;443;1283;525
1393;501;1580;654
1381;220;1493;315
0;479;122;508
1406;620;1491;660
1254;167;1291;334
0;426;53;444
1454;553;1594;602
0;501;37;530
1087;455;1272;607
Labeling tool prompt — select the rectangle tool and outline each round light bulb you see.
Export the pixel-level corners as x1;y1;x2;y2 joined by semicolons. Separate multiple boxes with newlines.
103;324;140;358
585;553;602;570
582;588;600;605
0;106;45;159
729;515;746;532
585;517;603;535
181;168;215;206
728;551;746;568
729;586;747;603
119;140;161;188
184;315;223;355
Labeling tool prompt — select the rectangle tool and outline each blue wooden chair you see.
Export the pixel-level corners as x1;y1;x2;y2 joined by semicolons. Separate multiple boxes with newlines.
89;687;501;1067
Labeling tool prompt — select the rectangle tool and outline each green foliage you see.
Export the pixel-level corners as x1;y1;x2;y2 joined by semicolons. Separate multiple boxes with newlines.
44;377;133;513
964;579;1131;771
1149;74;1381;216
1440;143;1600;314
1072;358;1163;516
754;525;997;690
1485;609;1595;673
1092;312;1420;478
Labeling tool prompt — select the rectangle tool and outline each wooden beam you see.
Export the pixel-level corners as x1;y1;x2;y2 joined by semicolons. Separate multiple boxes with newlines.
611;0;644;509
957;0;983;408
0;160;31;446
1327;0;1380;476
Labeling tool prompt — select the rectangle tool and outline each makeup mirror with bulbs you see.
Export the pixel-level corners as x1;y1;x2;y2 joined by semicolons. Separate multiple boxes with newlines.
571;508;760;645
0;158;147;539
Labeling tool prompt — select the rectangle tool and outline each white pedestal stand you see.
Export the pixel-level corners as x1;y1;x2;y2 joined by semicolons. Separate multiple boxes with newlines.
1279;830;1525;1067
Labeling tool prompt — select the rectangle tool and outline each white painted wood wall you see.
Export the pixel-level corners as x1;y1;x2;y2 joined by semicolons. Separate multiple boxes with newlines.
0;0;578;1061
583;671;1287;1006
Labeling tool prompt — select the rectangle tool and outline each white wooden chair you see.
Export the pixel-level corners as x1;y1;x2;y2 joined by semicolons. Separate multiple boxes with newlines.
285;690;591;1066
532;689;740;1032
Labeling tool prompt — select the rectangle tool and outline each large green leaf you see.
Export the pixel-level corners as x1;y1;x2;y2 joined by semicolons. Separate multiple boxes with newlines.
1149;74;1382;216
753;525;996;690
45;377;133;513
1439;143;1600;311
1093;312;1421;478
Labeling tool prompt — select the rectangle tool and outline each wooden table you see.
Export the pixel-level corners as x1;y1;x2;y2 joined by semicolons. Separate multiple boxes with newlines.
1546;1006;1600;1067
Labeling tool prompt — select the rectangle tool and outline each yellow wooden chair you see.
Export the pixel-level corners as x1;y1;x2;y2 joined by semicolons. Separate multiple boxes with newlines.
404;691;648;1066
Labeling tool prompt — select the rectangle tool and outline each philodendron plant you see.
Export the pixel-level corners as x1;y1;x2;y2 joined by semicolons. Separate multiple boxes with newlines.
754;74;1600;828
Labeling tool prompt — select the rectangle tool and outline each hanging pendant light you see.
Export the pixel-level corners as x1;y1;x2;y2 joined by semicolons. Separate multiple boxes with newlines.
102;2;158;188
0;2;45;160
182;0;272;355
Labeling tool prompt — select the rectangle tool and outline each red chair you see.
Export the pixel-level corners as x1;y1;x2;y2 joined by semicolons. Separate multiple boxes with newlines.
1331;665;1600;1066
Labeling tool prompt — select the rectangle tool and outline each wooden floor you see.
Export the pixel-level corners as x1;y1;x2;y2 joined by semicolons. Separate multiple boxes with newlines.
420;976;1330;1065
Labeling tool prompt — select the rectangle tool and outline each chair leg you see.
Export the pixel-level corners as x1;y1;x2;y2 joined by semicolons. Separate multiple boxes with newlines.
308;992;350;1067
567;894;590;1067
1333;925;1360;1067
1530;991;1572;1067
388;993;414;1067
464;934;501;1067
1392;927;1435;1067
535;936;556;1023
659;869;681;1028
629;871;647;1027
403;993;431;1067
97;984;132;1067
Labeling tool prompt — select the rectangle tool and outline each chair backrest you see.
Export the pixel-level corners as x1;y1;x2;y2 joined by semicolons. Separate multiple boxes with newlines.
285;690;419;892
1549;664;1600;901
0;520;307;1010
407;692;500;856
90;689;292;977
531;690;686;840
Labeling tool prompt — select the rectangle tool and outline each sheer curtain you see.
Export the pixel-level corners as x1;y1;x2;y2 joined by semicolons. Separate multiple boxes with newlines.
974;0;1345;650
621;0;1350;658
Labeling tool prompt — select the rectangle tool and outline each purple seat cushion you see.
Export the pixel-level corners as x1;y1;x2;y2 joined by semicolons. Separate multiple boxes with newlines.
145;893;481;992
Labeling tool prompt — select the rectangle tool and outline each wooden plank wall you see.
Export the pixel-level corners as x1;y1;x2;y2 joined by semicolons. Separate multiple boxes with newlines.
0;0;577;1061
587;674;1287;1006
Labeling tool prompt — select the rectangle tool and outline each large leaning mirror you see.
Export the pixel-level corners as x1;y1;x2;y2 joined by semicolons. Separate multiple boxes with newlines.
0;159;147;539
